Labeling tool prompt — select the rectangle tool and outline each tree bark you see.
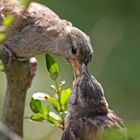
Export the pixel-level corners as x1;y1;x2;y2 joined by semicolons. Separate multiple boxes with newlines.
0;47;37;137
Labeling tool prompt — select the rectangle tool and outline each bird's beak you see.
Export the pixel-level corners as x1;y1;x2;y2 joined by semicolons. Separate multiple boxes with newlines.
68;59;82;85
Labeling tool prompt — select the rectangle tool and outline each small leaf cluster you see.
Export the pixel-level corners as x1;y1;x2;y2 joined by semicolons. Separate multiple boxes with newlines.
0;14;14;43
29;54;71;130
21;0;30;8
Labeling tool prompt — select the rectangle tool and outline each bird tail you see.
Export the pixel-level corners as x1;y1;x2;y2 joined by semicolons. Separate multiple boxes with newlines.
107;109;126;130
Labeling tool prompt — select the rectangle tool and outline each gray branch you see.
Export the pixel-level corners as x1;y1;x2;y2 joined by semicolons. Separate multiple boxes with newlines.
1;2;73;58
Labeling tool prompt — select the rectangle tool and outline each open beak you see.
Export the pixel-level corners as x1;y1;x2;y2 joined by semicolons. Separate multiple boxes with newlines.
68;59;81;85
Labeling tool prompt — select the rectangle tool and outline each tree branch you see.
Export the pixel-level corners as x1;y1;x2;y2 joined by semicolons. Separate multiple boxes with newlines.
1;2;73;58
0;47;37;136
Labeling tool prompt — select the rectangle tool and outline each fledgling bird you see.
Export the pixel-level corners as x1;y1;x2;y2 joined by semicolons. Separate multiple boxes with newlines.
62;63;124;140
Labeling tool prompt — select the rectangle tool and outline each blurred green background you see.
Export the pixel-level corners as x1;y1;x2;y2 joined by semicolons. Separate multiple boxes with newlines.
0;0;140;139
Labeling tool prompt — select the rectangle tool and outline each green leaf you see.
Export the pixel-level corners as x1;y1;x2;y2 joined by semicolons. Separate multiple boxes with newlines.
60;111;68;119
0;33;6;43
41;112;61;125
2;14;14;28
43;105;50;117
45;54;59;81
47;116;58;125
21;0;30;8
48;97;60;111
60;88;71;110
49;112;62;122
30;113;44;121
30;98;43;113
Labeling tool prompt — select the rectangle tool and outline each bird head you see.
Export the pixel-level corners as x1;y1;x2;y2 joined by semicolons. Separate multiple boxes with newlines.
64;26;93;80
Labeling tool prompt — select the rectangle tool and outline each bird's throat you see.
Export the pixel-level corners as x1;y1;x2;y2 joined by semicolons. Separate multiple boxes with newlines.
70;60;82;85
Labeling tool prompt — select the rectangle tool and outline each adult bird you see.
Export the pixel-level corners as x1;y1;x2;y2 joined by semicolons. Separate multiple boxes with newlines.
62;63;124;140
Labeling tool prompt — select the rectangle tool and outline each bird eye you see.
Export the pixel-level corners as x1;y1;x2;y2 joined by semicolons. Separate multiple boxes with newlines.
71;47;77;55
